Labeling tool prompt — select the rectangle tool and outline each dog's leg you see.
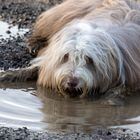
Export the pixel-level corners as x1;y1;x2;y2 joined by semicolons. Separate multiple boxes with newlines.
0;67;38;82
102;85;128;106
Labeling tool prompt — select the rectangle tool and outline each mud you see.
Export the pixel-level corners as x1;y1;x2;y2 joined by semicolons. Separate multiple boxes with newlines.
0;0;140;139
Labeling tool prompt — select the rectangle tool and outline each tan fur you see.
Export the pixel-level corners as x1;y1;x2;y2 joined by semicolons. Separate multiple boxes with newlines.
28;0;139;54
26;0;140;96
28;0;107;54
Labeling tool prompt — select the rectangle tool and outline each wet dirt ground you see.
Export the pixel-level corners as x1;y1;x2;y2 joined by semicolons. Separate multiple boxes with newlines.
0;0;140;139
0;83;140;140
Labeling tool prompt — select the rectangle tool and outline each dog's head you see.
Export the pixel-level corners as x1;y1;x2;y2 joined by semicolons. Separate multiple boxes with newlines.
32;20;124;97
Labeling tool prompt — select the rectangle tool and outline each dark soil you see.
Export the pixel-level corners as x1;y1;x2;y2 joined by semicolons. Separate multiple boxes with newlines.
0;0;50;70
0;0;64;70
0;0;49;28
0;0;64;28
0;36;33;70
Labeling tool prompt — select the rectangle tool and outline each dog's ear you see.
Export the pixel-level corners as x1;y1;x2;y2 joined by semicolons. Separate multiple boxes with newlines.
28;35;47;56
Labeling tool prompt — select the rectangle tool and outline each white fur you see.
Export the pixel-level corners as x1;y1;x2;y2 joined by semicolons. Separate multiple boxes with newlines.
32;20;125;95
30;0;140;96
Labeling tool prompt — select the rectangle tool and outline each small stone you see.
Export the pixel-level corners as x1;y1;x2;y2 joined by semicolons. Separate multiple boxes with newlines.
6;30;11;34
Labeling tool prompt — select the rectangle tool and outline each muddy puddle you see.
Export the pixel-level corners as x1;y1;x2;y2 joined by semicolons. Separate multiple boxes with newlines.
0;82;139;133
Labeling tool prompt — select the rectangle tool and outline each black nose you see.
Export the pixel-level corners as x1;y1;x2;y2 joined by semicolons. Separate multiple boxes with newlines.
68;81;77;88
67;77;79;88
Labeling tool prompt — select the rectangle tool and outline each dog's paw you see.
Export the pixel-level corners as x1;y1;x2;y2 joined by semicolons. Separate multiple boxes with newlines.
28;36;47;56
0;71;17;82
101;86;126;106
0;67;38;83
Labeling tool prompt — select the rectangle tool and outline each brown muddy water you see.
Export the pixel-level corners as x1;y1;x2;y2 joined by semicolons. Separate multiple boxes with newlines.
0;82;140;133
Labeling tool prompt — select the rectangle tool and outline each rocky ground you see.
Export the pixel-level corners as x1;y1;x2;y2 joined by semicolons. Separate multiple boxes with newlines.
0;0;140;139
0;0;63;70
0;127;140;140
0;0;45;70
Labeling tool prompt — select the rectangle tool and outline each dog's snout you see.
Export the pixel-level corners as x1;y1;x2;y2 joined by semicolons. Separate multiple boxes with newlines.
67;81;77;88
67;77;79;88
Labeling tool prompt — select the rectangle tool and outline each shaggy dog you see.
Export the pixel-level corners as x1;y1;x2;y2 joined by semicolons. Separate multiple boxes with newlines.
1;0;140;98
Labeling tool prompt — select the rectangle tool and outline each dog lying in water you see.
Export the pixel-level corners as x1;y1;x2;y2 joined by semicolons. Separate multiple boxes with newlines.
0;0;140;98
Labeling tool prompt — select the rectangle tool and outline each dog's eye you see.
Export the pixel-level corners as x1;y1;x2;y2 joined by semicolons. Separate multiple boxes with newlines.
85;56;93;64
62;53;69;63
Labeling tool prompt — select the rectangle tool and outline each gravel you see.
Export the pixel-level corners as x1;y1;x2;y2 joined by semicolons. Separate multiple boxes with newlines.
0;36;34;70
0;0;48;70
0;127;140;140
0;0;64;70
0;0;140;139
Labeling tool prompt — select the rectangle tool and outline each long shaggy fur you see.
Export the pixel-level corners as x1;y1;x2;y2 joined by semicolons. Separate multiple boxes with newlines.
29;0;140;97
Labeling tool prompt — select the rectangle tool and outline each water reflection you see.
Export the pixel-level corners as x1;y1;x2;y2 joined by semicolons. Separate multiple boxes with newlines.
37;88;140;132
0;82;46;130
0;83;140;132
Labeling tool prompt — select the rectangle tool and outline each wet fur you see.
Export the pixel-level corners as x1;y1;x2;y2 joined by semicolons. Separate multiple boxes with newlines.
1;0;140;97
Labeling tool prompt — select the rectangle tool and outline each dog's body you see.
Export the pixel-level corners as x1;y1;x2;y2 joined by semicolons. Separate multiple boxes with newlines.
28;0;140;97
1;0;140;98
